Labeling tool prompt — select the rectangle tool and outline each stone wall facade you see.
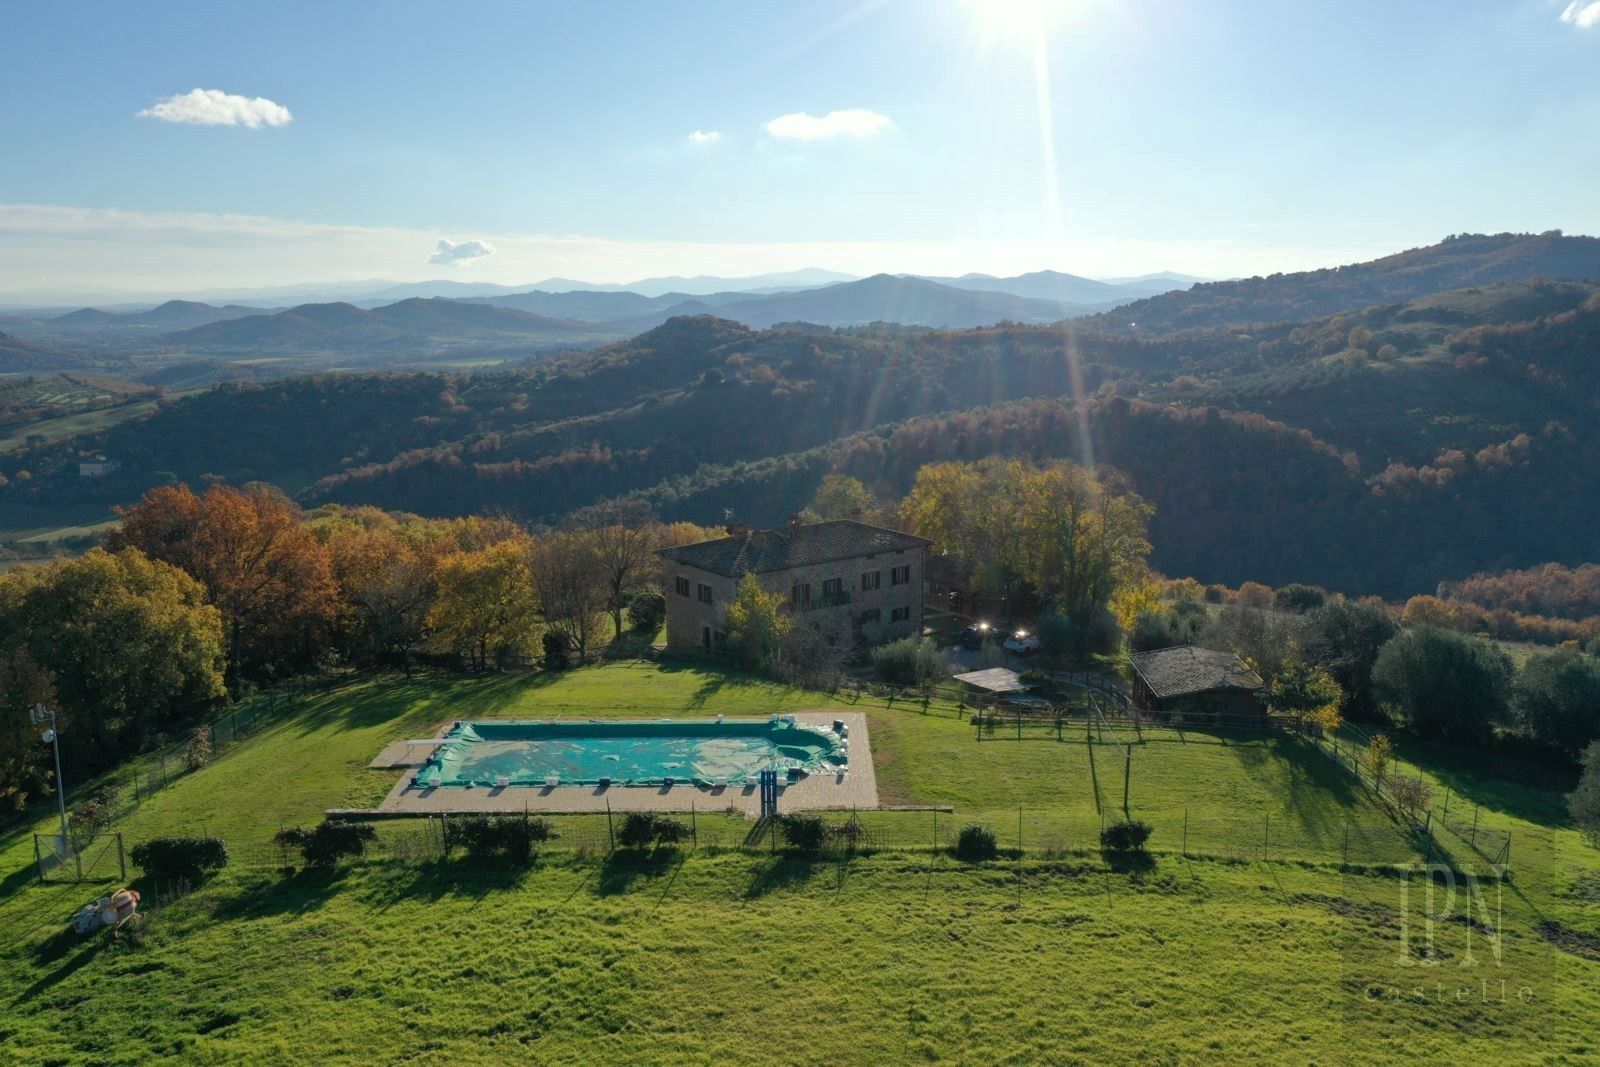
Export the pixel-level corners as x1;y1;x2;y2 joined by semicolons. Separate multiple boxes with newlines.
663;545;927;652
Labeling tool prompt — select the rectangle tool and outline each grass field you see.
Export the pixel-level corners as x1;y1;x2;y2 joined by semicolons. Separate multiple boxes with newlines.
2;661;1597;1063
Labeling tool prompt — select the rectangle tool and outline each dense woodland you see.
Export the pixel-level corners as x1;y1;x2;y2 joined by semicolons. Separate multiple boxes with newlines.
3;234;1599;604
6;463;1599;830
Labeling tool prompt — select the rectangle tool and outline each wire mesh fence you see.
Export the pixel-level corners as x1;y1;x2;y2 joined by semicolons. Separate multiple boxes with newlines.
1308;725;1512;876
34;832;126;884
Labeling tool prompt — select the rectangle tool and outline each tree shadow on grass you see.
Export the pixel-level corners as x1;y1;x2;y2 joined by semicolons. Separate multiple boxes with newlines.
210;865;356;921
1100;850;1157;876
287;669;562;737
15;934;100;1004
597;848;680;896
358;858;534;908
1392;736;1572;829
743;855;821;899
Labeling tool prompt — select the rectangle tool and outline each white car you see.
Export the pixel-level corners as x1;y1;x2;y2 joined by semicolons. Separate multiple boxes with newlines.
1003;629;1041;655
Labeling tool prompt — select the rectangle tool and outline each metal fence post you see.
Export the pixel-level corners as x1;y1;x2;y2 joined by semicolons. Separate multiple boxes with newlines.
1263;814;1270;863
117;833;126;881
605;799;615;852
1182;807;1188;858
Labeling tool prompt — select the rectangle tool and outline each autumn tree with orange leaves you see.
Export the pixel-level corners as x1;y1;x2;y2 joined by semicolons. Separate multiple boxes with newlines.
108;484;338;686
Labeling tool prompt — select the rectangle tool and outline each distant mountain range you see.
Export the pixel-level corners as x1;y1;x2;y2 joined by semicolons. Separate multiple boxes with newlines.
8;233;1600;373
163;298;592;351
0;266;1189;312
912;269;1186;306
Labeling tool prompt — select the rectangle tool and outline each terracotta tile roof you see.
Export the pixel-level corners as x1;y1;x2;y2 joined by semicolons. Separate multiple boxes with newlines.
1129;645;1263;700
658;519;931;578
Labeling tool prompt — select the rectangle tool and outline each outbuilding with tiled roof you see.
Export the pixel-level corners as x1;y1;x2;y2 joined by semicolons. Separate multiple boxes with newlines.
1128;645;1266;720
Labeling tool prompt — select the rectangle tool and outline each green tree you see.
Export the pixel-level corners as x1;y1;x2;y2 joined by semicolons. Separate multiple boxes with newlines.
529;530;610;661
1372;627;1510;744
724;574;791;672
1570;742;1600;845
0;548;226;782
1267;661;1344;732
1512;649;1600;758
811;474;873;520
1305;599;1399;721
427;539;539;671
0;647;58;812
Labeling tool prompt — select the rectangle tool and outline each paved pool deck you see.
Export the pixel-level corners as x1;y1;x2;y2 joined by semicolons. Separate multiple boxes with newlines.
367;711;879;817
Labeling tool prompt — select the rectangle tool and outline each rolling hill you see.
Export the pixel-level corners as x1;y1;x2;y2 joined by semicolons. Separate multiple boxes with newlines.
162;298;591;351
920;269;1183;305
642;274;1083;329
0;331;87;372
1091;231;1600;333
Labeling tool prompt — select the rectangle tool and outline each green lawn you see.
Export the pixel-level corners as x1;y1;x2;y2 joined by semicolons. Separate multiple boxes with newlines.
1;661;1597;1064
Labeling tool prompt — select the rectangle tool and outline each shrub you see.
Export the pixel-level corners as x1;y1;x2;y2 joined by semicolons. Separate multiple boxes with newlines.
617;812;690;850
1570;741;1600;844
543;631;572;671
69;784;121;837
275;820;376;867
1274;584;1327;613
776;813;827;854
184;724;214;771
628;591;667;634
1388;777;1433;815
445;813;557;864
131;836;229;882
1099;819;1153;852
870;637;947;688
954;823;998;860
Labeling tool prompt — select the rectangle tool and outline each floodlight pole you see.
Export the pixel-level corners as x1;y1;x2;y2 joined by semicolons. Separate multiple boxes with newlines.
32;704;70;853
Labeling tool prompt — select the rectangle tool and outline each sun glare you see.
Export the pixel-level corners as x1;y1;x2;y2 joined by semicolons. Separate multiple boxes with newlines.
970;0;1074;45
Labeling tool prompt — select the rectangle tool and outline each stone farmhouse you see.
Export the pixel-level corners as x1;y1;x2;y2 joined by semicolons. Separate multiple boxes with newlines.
657;516;932;653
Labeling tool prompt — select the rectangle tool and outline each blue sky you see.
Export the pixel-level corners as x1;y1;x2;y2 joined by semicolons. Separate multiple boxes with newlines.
2;0;1598;295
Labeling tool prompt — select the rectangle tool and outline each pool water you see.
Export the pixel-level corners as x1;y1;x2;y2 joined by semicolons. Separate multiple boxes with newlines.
412;719;846;788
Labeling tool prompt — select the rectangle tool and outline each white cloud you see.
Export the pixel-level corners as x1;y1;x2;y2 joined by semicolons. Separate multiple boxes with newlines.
764;108;892;141
428;238;496;266
137;88;293;128
1561;1;1600;27
688;129;722;144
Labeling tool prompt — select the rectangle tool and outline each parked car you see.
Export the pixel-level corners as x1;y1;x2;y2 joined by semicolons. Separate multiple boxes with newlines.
1003;629;1041;655
957;621;996;649
999;693;1053;713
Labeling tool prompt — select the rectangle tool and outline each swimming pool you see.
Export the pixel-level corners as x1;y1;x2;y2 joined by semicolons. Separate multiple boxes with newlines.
411;717;848;789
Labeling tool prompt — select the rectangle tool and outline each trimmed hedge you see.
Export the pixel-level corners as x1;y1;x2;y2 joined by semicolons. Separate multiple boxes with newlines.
445;814;557;864
954;824;998;860
131;836;229;883
1099;819;1153;852
275;820;376;868
617;812;691;850
776;813;827;854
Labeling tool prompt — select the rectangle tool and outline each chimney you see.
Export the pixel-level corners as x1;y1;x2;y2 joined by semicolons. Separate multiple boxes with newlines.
848;507;863;521
725;521;749;539
786;513;803;535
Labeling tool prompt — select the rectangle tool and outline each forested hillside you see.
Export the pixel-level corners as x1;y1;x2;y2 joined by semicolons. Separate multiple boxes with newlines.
1090;231;1600;333
5;237;1599;598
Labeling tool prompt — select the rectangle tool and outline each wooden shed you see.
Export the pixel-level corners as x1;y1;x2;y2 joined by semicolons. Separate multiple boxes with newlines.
1128;646;1265;720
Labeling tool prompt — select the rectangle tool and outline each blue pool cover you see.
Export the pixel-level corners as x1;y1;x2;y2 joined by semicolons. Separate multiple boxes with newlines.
412;718;847;788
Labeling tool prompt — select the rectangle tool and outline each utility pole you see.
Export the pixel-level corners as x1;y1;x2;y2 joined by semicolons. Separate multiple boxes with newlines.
31;703;77;879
